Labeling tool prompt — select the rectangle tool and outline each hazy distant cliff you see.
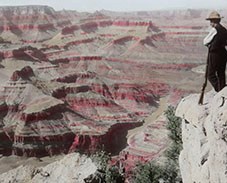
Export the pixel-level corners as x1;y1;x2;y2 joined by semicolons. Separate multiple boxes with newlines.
176;88;227;183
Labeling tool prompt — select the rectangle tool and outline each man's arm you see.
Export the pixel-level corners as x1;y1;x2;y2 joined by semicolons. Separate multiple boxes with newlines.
203;27;217;46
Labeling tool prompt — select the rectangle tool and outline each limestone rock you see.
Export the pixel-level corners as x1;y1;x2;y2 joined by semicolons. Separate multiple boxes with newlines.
0;153;97;183
0;165;35;183
176;88;227;183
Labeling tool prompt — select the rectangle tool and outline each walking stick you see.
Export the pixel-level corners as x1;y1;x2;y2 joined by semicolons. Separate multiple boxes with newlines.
198;54;209;105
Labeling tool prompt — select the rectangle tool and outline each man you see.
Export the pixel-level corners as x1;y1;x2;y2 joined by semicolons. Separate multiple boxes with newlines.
203;11;227;92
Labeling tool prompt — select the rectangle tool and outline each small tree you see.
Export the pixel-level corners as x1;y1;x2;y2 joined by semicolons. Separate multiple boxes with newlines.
164;106;182;146
133;162;163;183
91;150;111;170
163;105;182;182
106;165;124;183
90;150;124;183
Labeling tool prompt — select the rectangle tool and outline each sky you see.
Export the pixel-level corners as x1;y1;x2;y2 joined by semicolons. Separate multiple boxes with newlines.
0;0;227;12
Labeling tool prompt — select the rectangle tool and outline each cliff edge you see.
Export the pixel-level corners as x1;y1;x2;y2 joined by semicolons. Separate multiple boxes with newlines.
0;153;97;183
176;88;227;183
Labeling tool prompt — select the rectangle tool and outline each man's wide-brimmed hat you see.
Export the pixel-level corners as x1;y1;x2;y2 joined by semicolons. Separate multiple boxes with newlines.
206;11;223;20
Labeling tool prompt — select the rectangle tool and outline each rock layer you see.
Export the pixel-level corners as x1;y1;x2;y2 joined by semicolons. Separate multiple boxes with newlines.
0;6;213;157
0;67;147;156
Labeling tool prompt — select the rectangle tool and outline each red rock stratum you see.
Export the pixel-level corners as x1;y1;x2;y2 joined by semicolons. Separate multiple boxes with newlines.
0;6;219;162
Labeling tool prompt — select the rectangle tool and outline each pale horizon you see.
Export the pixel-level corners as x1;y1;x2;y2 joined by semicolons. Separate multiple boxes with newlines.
0;0;227;12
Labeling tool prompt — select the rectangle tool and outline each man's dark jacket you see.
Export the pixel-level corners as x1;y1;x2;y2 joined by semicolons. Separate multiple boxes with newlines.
207;23;227;91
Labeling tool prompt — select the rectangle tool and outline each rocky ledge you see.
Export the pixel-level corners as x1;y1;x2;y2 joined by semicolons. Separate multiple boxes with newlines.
0;153;97;183
176;87;227;183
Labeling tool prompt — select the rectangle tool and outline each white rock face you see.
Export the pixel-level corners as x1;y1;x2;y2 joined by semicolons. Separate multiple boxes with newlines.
0;153;97;183
0;165;36;183
176;88;227;183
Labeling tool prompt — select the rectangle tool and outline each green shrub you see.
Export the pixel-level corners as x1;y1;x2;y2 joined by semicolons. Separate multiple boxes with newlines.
106;165;124;183
164;106;182;163
164;106;182;145
91;150;111;170
90;150;124;183
133;162;163;183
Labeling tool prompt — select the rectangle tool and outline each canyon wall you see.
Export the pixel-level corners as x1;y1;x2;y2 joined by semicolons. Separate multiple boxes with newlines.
0;6;217;158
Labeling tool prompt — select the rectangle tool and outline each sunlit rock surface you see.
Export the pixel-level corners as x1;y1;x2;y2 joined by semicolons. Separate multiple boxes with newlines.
176;88;227;183
0;153;97;183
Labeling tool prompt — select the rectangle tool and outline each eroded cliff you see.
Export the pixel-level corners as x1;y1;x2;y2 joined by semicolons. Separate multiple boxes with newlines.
176;88;227;183
0;6;216;158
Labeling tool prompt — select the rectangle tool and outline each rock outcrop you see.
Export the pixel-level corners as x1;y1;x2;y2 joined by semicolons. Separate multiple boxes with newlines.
176;88;227;183
0;153;97;183
3;46;48;62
